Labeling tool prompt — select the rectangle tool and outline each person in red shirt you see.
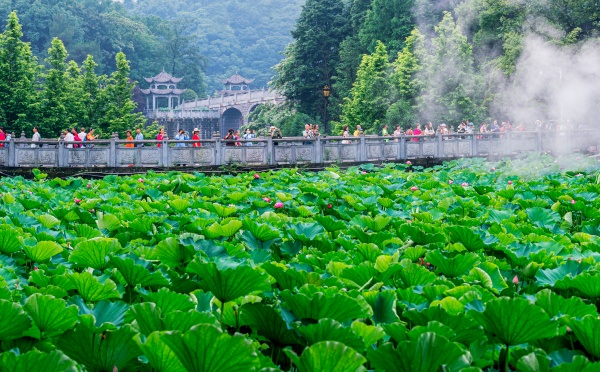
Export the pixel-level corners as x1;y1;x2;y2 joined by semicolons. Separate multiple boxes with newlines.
0;128;5;148
192;128;201;147
72;128;82;148
156;128;167;147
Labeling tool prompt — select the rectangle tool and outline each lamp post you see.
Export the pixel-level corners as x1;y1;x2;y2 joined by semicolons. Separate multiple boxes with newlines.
323;85;331;135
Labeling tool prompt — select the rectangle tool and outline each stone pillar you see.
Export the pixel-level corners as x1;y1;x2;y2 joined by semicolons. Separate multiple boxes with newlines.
267;136;274;166
315;136;322;164
109;133;117;168
213;131;222;166
153;95;156;111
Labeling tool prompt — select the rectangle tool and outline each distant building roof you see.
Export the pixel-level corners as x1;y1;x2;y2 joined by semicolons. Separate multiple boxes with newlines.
221;73;254;85
140;88;186;95
144;68;183;84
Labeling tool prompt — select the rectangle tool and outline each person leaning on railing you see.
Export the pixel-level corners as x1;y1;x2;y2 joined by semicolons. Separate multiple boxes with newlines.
31;126;42;148
269;126;282;146
125;130;134;148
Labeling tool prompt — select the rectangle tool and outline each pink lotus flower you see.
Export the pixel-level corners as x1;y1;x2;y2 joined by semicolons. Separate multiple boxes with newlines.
33;266;38;271
87;183;91;189
512;275;519;285
448;180;453;184
254;174;260;179
327;204;332;209
571;200;576;204
491;167;496;171
406;161;412;165
508;180;513;185
361;171;367;174
274;202;284;209
461;182;468;187
74;198;81;204
411;186;418;191
138;178;144;183
263;197;271;203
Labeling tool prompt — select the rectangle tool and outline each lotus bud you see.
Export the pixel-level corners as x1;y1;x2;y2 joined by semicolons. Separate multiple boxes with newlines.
512;275;519;285
411;186;418;191
33;266;38;271
491;167;496;171
508;180;513;185
327;204;333;209
406;161;412;165
571;200;576;204
263;197;271;203
448;180;453;184
274;202;284;209
361;171;367;174
87;183;91;188
138;178;144;183
74;198;81;204
461;182;468;187
254;173;260;179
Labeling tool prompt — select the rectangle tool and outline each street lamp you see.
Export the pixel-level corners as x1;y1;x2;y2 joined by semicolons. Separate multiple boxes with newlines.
323;85;331;135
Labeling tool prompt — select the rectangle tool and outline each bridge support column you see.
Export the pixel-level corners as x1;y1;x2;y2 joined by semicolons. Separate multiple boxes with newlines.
109;134;117;167
471;134;478;156
399;136;406;159
315;137;322;164
436;133;443;157
359;135;367;162
267;137;274;165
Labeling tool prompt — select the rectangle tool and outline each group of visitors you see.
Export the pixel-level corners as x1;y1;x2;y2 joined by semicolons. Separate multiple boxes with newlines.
223;128;258;146
302;123;321;143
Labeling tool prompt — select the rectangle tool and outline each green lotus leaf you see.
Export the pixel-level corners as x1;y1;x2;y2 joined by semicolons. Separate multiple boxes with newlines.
163;311;220;332
285;341;366;372
466;262;508;294
408;320;456;342
340;262;379;288
527;207;560;229
23;241;63;262
24;293;78;336
241;303;299;346
446;226;487;251
160;324;261;372
399;224;447;245
562;273;600;299
535;289;596;321
0;229;23;254
552;356;598;372
403;306;485;345
73;224;102;239
69;238;122;270
156;237;194;269
470;297;558;346
516;351;551;372
57;320;141;372
362;290;399;324
0;299;32;341
351;321;385;346
262;261;323;291
207;203;237;217
381;322;408;343
130;302;164;336
279;289;372;323
425;251;480;277
135;332;186;372
565;315;600;359
313;215;346;232
68;272;121;302
536;260;589;288
144;287;197;313
382;260;437;289
286;222;326;242
37;214;60;229
356;215;392;232
0;350;77;372
242;218;280;242
110;256;169;287
186;259;272;303
169;199;191;213
294;318;364;350
205;219;243;238
367;332;465;372
69;297;128;331
95;211;121;231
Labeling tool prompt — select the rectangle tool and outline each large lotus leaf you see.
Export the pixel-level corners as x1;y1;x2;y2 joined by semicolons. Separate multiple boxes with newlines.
160;324;261;372
470;297;558;346
207;203;237;217
562;273;600;298
241;303;298;346
313;215;346;232
69;238;122;270
242;219;280;242
135;332;186;372
144;287;197;314
163;311;220;332
186;259;272;303
37;214;60;229
403;306;484;345
169;199;191;213
367;332;465;372
535;289;596;321
340;262;379;288
285;341;366;372
466;262;508;294
205;220;243;239
565;315;600;359
294;318;364;351
356;215;392;232
156;237;194;269
527;207;560;229
362;290;399;324
285;222;326;242
0;350;77;372
73;224;102;239
0;299;32;341
110;256;169;287
262;262;322;291
96;212;121;231
0;229;23;254
68;272;121;302
516;351;551;372
57;320;141;372
536;260;590;288
23;241;63;262
351;321;385;346
382;260;437;289
552;356;599;372
69;297;128;331
279;290;371;323
130;302;164;336
446;226;487;251
408;321;456;342
425;251;480;277
24;294;78;336
399;224;447;245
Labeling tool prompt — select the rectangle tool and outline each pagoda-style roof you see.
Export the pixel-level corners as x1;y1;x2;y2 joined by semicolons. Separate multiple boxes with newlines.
144;69;183;84
221;73;254;85
140;88;186;95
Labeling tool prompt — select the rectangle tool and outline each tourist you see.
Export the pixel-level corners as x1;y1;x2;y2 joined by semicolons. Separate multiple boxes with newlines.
156;128;167;148
243;128;254;146
72;128;82;148
79;127;87;148
269;126;282;146
353;125;363;137
0;128;5;148
412;124;422;142
192;128;202;147
302;124;313;145
86;128;98;148
342;125;350;144
135;128;144;147
478;122;488;139
380;124;389;142
424;122;435;138
457;122;466;138
125;130;134;148
313;124;321;137
234;130;242;146
393;125;402;142
31;127;41;148
405;126;414;137
65;129;74;149
175;129;189;147
224;129;235;146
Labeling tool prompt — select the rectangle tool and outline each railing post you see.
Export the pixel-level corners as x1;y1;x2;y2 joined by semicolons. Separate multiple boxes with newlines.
58;133;65;167
267;136;274;165
471;134;478;157
359;134;367;162
436;133;443;157
214;131;222;166
7;135;15;167
162;139;169;167
399;136;406;159
315;137;322;164
536;131;543;152
109;133;117;167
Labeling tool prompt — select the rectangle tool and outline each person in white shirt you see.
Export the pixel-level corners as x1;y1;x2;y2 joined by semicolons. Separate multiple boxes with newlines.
78;128;87;148
31;127;41;148
64;130;74;149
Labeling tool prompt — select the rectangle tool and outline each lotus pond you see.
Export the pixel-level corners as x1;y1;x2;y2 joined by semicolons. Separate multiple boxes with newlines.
2;155;600;371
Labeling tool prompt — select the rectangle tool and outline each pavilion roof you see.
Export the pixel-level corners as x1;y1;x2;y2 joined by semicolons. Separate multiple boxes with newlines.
144;69;183;84
140;88;186;95
221;73;254;85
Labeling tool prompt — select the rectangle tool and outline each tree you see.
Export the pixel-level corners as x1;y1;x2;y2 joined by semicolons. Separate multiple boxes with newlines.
418;12;485;124
40;38;71;136
358;0;415;56
340;41;391;134
272;0;350;129
0;11;39;132
79;55;105;131
102;52;144;135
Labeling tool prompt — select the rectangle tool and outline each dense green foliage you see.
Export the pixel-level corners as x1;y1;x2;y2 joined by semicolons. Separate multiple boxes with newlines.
0;155;600;370
275;0;600;134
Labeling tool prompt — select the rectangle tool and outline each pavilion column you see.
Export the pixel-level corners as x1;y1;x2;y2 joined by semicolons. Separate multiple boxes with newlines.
153;95;156;110
145;96;149;111
168;95;172;110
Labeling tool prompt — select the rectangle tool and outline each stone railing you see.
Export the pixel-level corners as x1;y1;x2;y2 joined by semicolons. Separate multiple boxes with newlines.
0;131;596;168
